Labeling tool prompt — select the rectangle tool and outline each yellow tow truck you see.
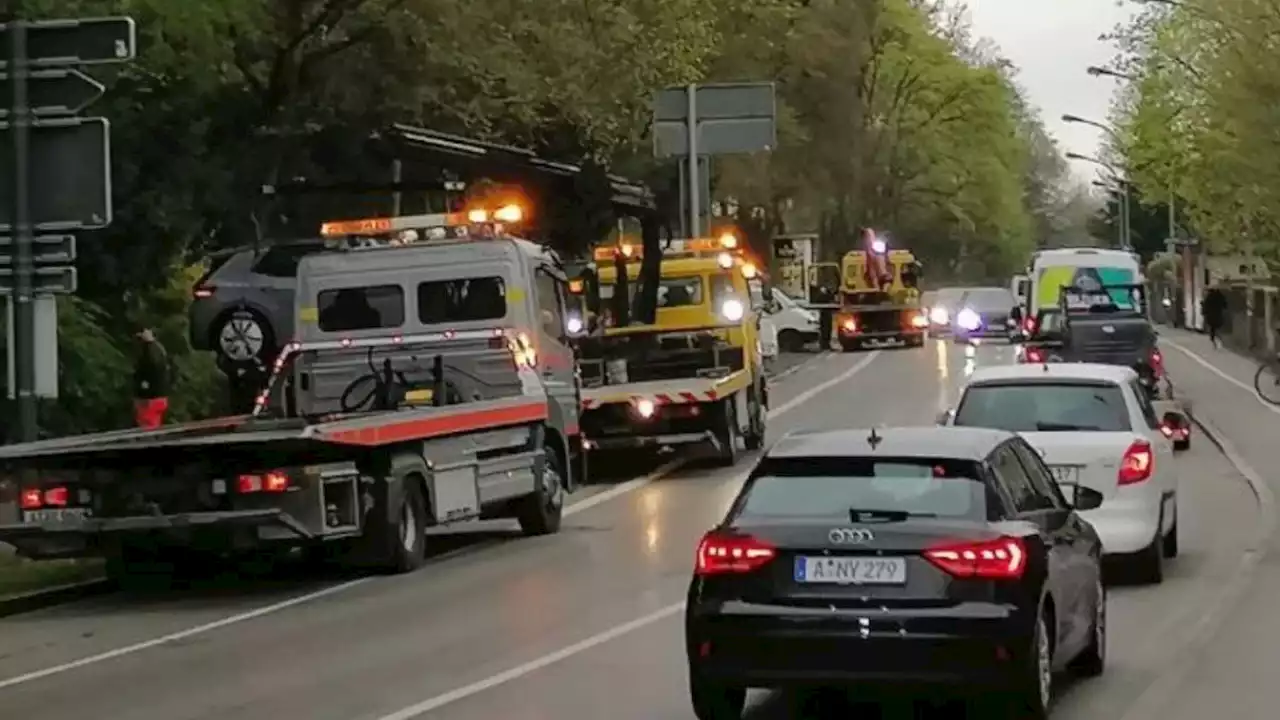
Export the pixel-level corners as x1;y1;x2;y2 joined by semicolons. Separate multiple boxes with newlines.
571;234;769;465
811;238;927;351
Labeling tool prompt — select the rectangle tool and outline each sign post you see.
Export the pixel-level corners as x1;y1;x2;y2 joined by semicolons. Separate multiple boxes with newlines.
652;82;777;237
2;16;134;439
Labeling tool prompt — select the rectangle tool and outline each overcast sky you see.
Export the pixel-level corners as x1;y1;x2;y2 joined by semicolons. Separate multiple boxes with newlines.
965;0;1138;184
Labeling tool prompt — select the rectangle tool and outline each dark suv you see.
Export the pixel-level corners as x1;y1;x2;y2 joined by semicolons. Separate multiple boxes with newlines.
189;239;323;370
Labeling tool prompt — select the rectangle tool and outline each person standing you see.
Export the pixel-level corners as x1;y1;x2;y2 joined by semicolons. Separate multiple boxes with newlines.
1202;284;1227;347
133;328;170;428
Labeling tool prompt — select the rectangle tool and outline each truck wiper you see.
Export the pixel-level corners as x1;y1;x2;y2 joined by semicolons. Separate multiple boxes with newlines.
847;508;936;522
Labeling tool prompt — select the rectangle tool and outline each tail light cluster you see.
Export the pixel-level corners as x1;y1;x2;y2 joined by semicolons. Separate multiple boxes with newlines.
1149;349;1164;377
924;537;1026;579
19;485;89;509
839;316;857;334
1023;317;1036;333
1022;346;1045;363
236;470;290;493
694;532;1027;580
1118;440;1154;484
193;285;214;299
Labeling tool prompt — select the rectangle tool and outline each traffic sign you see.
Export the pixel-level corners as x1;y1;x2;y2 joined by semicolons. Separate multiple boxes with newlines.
0;117;112;230
0;266;76;293
0;68;104;117
0;17;136;68
0;235;75;264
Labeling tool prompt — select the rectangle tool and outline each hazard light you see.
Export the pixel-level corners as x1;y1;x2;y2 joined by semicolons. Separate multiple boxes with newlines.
320;218;395;236
718;233;738;249
493;204;523;223
568;278;584;294
717;252;734;269
741;262;757;278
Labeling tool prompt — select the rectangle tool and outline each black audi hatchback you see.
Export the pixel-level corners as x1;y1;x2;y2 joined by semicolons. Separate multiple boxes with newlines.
684;426;1106;719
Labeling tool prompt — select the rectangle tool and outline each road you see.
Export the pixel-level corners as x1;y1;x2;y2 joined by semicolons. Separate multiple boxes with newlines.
0;340;1263;719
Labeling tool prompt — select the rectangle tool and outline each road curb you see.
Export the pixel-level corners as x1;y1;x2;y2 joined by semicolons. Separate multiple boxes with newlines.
0;577;111;619
1118;405;1276;720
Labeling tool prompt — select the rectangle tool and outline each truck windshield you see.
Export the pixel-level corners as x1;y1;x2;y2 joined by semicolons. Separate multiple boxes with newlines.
417;277;507;324
954;382;1131;432
600;277;704;308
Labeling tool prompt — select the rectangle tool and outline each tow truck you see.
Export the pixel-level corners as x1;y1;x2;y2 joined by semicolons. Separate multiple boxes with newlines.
811;229;927;351
0;204;584;579
572;233;769;465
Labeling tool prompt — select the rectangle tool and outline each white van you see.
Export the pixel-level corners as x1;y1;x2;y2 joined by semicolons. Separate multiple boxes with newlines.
760;287;820;354
1029;248;1143;319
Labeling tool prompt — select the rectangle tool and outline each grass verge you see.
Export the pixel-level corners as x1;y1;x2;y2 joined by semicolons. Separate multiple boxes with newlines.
0;551;104;600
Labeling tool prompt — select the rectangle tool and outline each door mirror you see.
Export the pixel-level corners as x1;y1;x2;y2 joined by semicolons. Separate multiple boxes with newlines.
936;409;953;425
1072;486;1104;511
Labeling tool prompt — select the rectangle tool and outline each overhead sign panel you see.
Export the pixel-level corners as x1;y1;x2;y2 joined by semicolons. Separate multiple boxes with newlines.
0;117;112;230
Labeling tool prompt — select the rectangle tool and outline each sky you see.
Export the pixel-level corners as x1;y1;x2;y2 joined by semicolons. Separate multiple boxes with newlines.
965;0;1139;185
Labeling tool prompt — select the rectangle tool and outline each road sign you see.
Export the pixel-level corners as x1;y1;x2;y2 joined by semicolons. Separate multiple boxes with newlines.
653;82;776;157
0;235;75;264
5;296;59;399
0;68;104;117
0;117;112;230
0;266;76;293
0;17;136;68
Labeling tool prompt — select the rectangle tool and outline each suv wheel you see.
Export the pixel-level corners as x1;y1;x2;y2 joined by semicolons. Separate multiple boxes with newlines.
216;309;273;364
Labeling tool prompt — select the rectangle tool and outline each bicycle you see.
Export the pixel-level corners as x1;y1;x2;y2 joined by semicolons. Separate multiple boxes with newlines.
1254;349;1280;404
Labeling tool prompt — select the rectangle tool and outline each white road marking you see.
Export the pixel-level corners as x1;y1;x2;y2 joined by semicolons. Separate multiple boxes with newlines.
1163;338;1280;417
0;352;881;690
368;352;888;720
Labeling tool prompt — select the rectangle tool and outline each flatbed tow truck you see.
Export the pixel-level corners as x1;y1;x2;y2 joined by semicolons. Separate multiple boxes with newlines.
572;234;769;466
0;205;583;578
810;229;927;350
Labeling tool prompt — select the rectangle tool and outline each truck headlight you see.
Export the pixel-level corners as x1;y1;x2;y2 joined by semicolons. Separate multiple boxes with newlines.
721;299;745;321
566;314;583;334
957;308;980;330
929;306;949;324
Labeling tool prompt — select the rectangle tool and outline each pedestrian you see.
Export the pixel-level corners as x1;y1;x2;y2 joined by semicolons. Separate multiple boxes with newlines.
133;328;170;428
1202;284;1227;348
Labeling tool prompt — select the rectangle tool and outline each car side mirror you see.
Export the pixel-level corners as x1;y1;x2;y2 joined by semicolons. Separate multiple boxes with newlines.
936;409;953;425
1073;486;1104;511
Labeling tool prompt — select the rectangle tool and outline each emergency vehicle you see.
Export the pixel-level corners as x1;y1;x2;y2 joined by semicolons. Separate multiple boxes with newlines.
0;204;583;580
572;233;769;465
811;229;927;350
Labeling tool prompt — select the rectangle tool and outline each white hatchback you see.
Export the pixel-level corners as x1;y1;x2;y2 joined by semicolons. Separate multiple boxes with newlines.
941;363;1186;584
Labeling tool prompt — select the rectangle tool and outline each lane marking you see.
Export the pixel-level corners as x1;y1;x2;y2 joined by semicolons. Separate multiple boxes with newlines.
1118;412;1276;720
1163;338;1280;417
0;352;881;690
767;351;829;381
371;353;904;720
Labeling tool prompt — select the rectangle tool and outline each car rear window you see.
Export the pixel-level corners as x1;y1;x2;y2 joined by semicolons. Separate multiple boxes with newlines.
954;382;1131;432
317;285;405;331
960;289;1014;311
417;277;507;324
735;457;985;519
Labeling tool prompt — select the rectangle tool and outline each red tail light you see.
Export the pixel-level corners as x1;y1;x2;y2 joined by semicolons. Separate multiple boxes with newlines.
19;488;42;509
695;532;776;575
1023;318;1036;333
1118;441;1154;484
193;286;214;299
44;486;68;506
1023;347;1045;363
237;470;290;493
1149;349;1164;377
923;537;1026;579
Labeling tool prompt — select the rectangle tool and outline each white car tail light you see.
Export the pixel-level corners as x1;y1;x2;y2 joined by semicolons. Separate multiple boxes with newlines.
1118;440;1154;485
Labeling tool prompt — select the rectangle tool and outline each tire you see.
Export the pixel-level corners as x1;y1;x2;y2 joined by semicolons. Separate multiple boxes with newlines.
743;385;766;451
517;442;565;536
1069;576;1106;677
1000;607;1054;719
1132;531;1165;584
1254;360;1280;404
839;338;861;352
777;329;805;352
213;308;275;367
713;399;740;466
1173;437;1190;451
689;672;746;720
104;544;177;592
371;477;428;574
1163;520;1179;558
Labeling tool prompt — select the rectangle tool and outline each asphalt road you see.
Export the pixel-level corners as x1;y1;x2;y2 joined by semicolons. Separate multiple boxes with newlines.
0;340;1261;719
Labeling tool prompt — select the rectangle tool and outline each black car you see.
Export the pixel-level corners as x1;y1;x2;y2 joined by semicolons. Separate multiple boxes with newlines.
685;426;1106;719
953;287;1017;342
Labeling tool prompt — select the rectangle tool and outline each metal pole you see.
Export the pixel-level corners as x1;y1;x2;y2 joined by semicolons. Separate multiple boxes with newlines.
8;20;36;441
1120;182;1131;249
390;160;402;216
686;84;699;238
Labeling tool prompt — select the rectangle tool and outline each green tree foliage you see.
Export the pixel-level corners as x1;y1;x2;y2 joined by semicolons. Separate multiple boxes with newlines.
1113;0;1280;258
13;0;1062;436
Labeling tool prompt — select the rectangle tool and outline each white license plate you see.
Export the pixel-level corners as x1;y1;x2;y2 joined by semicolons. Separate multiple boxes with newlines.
22;508;90;524
1049;465;1081;484
794;556;907;585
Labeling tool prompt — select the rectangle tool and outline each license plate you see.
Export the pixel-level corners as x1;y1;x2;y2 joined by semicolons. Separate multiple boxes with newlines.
794;556;907;585
22;508;89;524
1049;465;1081;484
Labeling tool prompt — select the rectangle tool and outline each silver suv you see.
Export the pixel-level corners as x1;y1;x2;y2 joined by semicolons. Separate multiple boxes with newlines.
189;239;322;369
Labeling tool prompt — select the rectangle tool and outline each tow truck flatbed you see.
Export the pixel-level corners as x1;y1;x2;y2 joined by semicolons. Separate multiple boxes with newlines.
580;370;751;409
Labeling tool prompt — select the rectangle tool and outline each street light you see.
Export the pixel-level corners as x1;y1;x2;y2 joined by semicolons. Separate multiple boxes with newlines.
1066;152;1131;250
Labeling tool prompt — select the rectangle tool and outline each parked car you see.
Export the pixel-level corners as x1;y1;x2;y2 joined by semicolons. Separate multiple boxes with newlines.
189;239;323;371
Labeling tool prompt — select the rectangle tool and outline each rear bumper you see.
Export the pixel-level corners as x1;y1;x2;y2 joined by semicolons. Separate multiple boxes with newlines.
1079;487;1172;555
587;431;716;451
0;509;313;559
687;602;1029;688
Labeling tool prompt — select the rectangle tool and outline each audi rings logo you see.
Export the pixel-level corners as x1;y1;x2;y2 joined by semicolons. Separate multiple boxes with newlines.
829;528;874;544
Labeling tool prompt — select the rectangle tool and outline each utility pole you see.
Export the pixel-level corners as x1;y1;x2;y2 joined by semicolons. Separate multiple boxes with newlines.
7;19;36;440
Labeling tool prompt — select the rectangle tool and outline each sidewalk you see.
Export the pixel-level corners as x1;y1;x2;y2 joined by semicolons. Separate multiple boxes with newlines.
1124;328;1280;719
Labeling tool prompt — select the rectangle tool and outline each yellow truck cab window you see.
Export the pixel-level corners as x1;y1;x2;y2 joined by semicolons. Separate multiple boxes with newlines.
599;277;706;308
417;276;506;324
317;285;405;332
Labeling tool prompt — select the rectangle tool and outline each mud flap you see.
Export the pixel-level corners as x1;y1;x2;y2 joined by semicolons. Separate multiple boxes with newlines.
733;389;751;435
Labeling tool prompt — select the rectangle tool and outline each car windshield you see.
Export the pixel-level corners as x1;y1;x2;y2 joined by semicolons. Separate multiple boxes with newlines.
960;288;1014;312
736;457;985;519
929;288;965;308
954;382;1132;432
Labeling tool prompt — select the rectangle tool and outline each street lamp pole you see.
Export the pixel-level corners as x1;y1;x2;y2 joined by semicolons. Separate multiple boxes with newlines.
1067;151;1130;249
